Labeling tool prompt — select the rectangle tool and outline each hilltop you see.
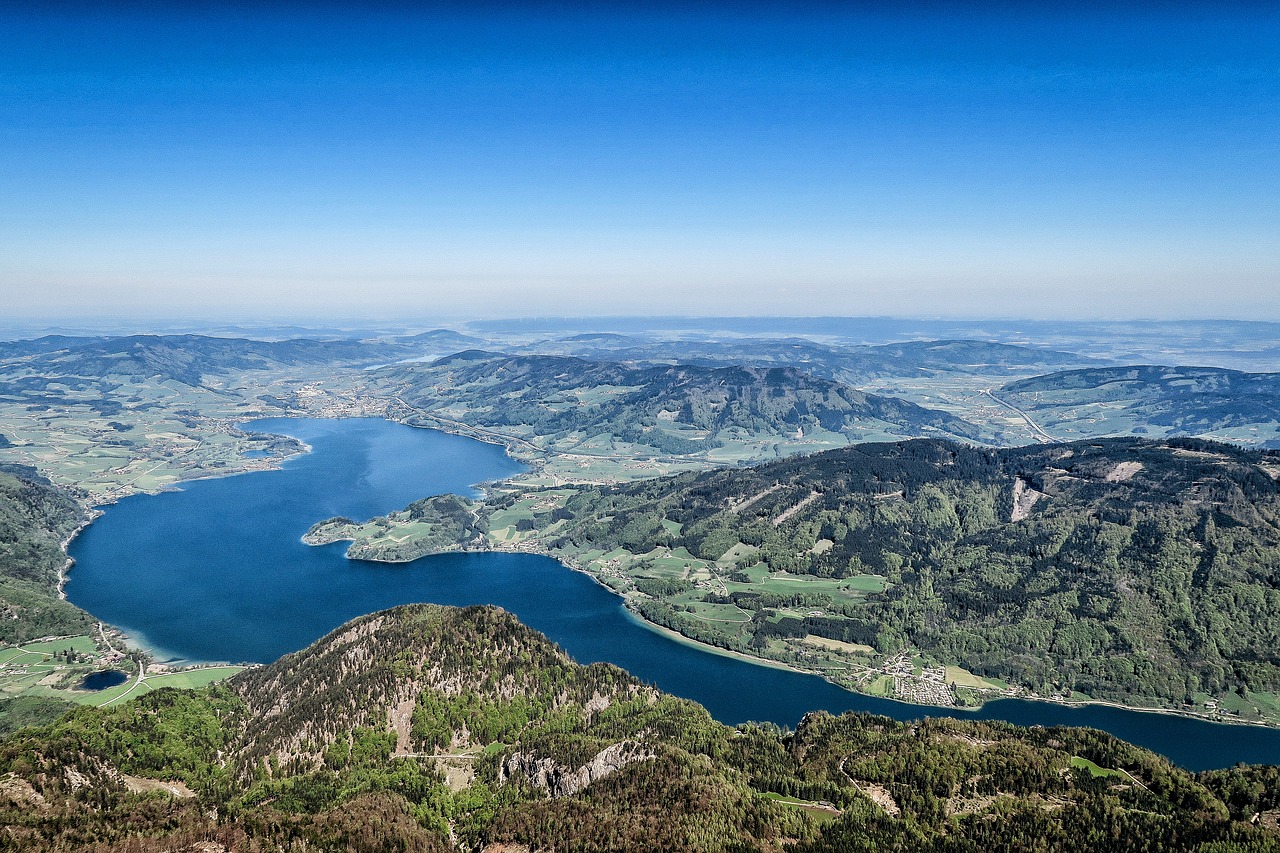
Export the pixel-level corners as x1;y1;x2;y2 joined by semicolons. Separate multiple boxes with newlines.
3;603;1278;851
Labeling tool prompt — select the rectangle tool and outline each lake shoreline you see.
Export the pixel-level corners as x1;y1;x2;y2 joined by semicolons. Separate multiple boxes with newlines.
318;531;1280;734
515;546;1280;733
62;415;1280;769
353;414;1280;731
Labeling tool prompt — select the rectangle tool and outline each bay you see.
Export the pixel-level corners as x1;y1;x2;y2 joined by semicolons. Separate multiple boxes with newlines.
66;417;1280;771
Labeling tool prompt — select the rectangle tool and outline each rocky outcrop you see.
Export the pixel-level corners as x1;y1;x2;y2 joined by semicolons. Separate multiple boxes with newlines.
499;740;654;798
1010;476;1043;522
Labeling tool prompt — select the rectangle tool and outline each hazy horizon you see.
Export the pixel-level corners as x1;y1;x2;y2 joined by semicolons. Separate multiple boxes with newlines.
2;4;1276;321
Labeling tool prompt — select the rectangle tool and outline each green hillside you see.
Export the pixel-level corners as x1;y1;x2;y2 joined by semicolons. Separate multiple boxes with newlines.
2;603;1277;852
0;466;91;644
1001;365;1280;447
370;351;996;464
535;437;1280;714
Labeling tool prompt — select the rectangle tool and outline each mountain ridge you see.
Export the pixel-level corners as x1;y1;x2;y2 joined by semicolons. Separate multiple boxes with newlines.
371;351;997;458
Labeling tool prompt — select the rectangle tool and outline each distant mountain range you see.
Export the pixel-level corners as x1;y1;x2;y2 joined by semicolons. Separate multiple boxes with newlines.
0;335;113;359
0;334;420;387
0;334;469;422
3;602;1278;851
517;336;1098;384
5;330;1275;457
470;316;1280;369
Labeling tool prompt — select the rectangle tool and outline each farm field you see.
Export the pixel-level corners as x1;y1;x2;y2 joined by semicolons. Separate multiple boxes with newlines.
65;664;247;708
0;630;242;711
0;368;321;504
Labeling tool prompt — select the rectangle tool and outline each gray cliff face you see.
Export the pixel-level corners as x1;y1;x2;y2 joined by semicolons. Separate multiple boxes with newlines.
499;741;655;798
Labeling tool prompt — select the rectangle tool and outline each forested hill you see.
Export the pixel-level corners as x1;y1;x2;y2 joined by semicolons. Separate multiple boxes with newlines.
524;436;1280;709
1001;365;1280;446
0;334;415;387
392;328;488;350
373;351;995;451
4;603;1280;851
0;466;91;643
0;335;111;359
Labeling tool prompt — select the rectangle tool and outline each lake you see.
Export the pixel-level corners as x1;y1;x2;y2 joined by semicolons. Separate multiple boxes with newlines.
66;417;1280;770
78;669;129;690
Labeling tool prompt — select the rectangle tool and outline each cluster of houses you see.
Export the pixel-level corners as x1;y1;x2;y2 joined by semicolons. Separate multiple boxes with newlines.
882;652;956;706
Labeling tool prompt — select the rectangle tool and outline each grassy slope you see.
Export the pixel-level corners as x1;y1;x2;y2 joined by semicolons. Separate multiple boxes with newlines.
1002;365;1280;447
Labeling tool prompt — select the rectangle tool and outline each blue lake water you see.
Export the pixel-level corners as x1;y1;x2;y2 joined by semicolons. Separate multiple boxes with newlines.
66;417;1280;771
79;669;128;690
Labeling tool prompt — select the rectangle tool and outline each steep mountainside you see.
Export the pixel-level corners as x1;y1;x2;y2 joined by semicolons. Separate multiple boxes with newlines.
1001;365;1280;447
372;351;995;456
0;466;90;643
2;603;1278;852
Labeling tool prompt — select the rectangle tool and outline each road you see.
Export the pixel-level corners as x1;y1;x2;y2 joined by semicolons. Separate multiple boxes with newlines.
393;397;547;455
96;621;123;656
979;389;1056;443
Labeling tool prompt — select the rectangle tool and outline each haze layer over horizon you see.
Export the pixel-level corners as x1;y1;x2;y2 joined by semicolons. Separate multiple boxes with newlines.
1;3;1276;321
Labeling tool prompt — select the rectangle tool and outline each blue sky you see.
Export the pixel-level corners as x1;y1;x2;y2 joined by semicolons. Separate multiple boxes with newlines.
1;3;1276;321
